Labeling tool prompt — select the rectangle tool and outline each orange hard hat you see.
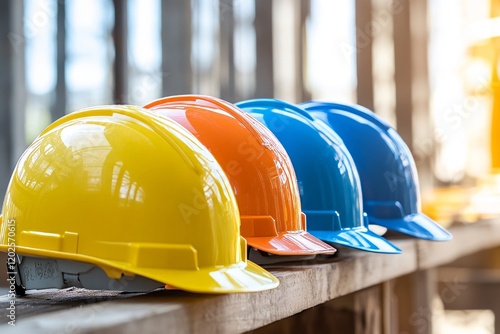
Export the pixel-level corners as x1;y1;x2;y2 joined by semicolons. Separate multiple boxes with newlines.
144;95;336;259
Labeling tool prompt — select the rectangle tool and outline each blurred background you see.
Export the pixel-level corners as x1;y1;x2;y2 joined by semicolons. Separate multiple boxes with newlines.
0;0;499;212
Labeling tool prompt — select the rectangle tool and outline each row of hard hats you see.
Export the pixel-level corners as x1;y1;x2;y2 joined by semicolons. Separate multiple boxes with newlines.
0;95;451;295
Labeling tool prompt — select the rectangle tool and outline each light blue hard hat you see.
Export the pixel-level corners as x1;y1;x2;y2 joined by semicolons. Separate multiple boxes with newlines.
301;101;452;241
236;99;401;253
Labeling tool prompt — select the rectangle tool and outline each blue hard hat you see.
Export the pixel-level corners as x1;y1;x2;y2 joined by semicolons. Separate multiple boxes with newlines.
236;98;402;253
301;101;452;241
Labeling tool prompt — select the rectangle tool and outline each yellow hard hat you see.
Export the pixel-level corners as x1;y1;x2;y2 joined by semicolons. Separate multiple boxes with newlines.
0;105;278;293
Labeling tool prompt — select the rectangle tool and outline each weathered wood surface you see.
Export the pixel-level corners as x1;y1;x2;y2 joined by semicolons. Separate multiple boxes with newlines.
0;240;415;333
417;219;500;270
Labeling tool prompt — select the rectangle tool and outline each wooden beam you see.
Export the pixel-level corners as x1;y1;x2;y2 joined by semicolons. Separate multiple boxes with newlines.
53;0;66;120
112;0;128;103
0;0;26;204
355;0;375;111
0;0;25;288
409;0;432;189
298;0;311;102
0;4;13;199
161;0;191;96
391;0;431;173
392;0;413;151
254;0;274;98
272;0;302;103
219;0;237;102
354;285;383;334
382;280;397;334
393;270;436;334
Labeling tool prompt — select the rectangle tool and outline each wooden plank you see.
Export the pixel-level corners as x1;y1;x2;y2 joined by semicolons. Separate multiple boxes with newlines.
161;0;191;95
417;219;500;270
355;0;375;111
254;0;274;98
112;0;128;103
0;240;415;333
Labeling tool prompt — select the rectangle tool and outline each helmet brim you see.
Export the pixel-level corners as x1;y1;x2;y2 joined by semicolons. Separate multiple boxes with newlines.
144;260;280;293
245;231;337;256
5;246;279;294
368;213;452;241
308;228;402;254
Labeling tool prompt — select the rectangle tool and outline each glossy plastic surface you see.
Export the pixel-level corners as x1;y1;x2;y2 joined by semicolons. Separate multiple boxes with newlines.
0;105;279;293
236;99;401;253
301;101;452;241
145;95;336;256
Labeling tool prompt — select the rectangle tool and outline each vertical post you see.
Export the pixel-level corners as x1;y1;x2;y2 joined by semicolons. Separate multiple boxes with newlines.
0;0;26;284
254;0;274;98
272;0;301;102
219;0;236;102
355;0;375;111
53;0;66;120
10;0;26;164
0;4;13;201
0;0;26;203
392;0;413;151
393;0;432;188
410;0;432;188
394;270;436;334
354;286;383;334
113;0;128;103
161;0;192;96
382;280;397;334
298;0;311;102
